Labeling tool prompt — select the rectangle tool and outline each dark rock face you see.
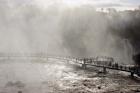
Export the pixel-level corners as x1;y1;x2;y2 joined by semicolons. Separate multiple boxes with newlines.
133;53;140;65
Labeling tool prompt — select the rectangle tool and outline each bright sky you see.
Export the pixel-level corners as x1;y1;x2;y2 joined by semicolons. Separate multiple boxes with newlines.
4;0;140;10
33;0;140;10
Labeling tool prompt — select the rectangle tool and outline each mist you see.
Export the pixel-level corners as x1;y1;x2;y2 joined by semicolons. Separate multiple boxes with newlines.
0;1;139;64
1;1;140;93
0;1;64;55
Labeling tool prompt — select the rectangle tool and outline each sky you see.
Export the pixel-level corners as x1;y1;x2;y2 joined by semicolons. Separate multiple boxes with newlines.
1;0;140;11
33;0;140;10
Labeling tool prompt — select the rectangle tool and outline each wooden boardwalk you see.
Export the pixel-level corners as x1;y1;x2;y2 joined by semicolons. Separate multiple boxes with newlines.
50;56;140;77
0;54;139;77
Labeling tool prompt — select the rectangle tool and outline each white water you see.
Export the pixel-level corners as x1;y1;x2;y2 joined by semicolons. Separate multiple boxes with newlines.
0;58;76;93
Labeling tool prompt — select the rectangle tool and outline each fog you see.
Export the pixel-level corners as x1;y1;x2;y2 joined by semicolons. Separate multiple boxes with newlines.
0;1;139;64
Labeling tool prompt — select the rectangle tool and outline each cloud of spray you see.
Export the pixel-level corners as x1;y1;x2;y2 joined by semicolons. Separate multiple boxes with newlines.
60;6;108;57
109;11;140;53
0;0;139;64
59;6;136;64
108;10;140;64
0;1;65;55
